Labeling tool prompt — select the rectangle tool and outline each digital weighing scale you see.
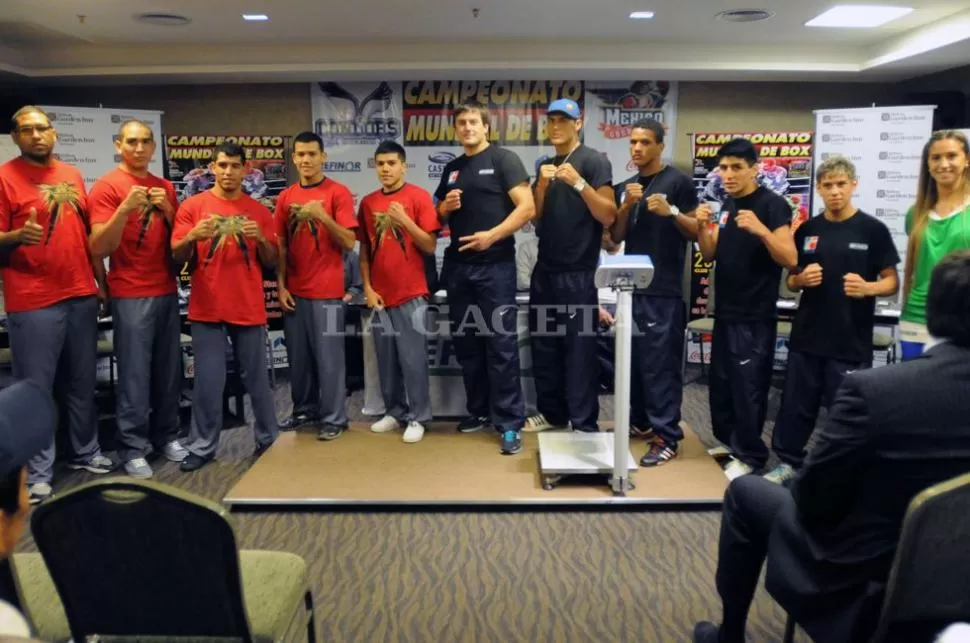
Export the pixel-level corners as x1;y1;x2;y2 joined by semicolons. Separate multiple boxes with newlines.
538;254;655;495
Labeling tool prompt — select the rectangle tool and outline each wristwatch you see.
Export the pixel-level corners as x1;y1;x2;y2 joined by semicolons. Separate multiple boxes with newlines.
669;205;680;217
573;178;587;193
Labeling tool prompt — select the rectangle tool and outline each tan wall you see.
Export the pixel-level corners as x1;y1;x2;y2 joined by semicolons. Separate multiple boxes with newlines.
28;80;898;173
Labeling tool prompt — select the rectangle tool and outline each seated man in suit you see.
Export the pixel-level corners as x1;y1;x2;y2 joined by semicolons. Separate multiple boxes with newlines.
694;249;970;643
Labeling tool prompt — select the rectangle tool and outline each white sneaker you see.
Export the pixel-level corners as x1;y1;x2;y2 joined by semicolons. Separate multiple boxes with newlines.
402;421;425;443
370;415;401;434
161;440;189;462
522;414;568;433
124;458;153;479
28;483;53;505
723;458;754;481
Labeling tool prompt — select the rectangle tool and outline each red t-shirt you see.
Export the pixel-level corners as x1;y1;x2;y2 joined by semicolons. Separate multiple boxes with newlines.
88;167;178;299
0;158;97;313
274;178;357;300
171;191;276;326
358;183;440;308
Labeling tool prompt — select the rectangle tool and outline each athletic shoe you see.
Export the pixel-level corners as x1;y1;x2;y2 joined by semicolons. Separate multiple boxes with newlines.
161;440;189;462
28;483;52;505
500;430;522;455
180;453;214;472
456;415;489;434
723;458;754;480
640;438;678;467
68;454;115;474
692;621;722;643
370;415;401;433
402;421;426;443
317;424;344;441
763;463;796;485
124;458;153;479
522;414;568;433
279;412;317;431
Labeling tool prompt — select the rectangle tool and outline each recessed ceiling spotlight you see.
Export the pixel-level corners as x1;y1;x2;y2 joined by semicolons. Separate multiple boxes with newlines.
242;13;270;21
133;13;191;26
715;9;774;23
629;11;655;19
805;5;912;28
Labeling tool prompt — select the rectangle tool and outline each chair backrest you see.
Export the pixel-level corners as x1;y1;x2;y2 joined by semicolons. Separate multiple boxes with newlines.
30;478;253;642
871;472;970;642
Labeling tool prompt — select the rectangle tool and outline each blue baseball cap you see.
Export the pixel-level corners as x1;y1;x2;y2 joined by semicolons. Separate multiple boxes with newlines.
547;99;581;120
0;380;55;478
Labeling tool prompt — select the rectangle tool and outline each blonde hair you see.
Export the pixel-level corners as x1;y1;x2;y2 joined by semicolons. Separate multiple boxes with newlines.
904;130;970;300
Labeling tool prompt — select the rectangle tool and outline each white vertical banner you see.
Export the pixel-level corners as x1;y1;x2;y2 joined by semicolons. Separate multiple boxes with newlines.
310;82;404;212
584;81;678;180
814;105;934;270
41;105;164;190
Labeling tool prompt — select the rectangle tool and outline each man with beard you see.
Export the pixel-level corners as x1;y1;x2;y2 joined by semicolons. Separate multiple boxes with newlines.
172;142;279;471
610;118;699;466
528;98;616;435
274;131;357;440
0;106;114;504
696;138;797;474
435;102;535;455
89;119;188;479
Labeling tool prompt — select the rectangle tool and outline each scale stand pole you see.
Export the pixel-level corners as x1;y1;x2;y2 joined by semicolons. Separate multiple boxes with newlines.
611;287;635;495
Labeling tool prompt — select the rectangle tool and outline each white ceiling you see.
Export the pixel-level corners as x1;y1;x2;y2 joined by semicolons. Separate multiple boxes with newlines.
1;0;969;83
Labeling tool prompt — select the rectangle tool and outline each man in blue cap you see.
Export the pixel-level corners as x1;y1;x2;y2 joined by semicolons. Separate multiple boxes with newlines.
526;98;616;435
0;379;56;636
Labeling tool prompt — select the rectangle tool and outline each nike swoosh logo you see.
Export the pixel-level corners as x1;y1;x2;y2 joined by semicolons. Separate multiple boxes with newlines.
739;359;751;365
569;312;577;319
646;322;657;327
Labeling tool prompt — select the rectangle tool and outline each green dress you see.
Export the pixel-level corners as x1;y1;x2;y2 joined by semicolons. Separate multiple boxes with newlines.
901;203;970;325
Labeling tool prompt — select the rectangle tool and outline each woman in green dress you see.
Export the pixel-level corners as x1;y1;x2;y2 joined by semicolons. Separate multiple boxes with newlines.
901;130;970;359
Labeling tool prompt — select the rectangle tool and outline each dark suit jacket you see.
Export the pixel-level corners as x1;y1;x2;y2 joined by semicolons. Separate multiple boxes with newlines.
766;342;970;642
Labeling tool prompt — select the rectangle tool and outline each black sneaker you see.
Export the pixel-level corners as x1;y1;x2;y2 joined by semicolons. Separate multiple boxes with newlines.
180;453;214;472
500;430;522;455
317;424;344;441
639;438;678;467
457;415;489;433
280;412;317;431
253;440;275;459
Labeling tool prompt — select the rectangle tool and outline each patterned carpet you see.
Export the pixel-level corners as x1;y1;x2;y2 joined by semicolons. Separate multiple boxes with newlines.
18;369;808;642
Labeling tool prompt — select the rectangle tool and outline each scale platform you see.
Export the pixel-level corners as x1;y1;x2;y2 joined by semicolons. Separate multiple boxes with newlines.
537;432;638;492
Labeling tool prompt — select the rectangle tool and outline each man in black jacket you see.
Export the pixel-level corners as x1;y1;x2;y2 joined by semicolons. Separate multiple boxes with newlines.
694;249;970;643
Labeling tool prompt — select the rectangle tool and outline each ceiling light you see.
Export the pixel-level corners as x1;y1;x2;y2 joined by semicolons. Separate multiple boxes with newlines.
806;5;912;28
629;11;655;19
242;13;269;21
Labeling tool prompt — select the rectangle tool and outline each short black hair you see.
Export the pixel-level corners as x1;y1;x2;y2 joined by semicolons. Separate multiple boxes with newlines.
716;138;758;166
0;467;22;514
631;118;664;144
374;140;406;162
10;105;50;131
117;119;154;141
293;131;324;152
211;142;246;163
926;249;970;347
454;102;490;129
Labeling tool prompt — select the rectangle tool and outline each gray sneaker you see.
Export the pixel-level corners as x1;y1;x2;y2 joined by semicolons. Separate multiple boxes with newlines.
28;482;53;505
161;440;189;462
124;458;153;479
68;454;115;474
763;463;797;485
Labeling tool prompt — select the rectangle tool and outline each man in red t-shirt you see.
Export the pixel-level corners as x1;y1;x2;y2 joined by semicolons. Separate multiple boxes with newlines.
0;105;114;503
89;119;188;479
171;143;279;471
359;141;440;444
275;132;357;440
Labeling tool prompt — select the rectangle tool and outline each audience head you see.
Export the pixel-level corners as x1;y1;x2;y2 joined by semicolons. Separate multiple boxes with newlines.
292;131;326;183
926;249;970;348
115;120;156;173
374;140;407;190
814;155;858;213
629;118;665;170
0;381;56;557
455;102;490;150
9;106;55;165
